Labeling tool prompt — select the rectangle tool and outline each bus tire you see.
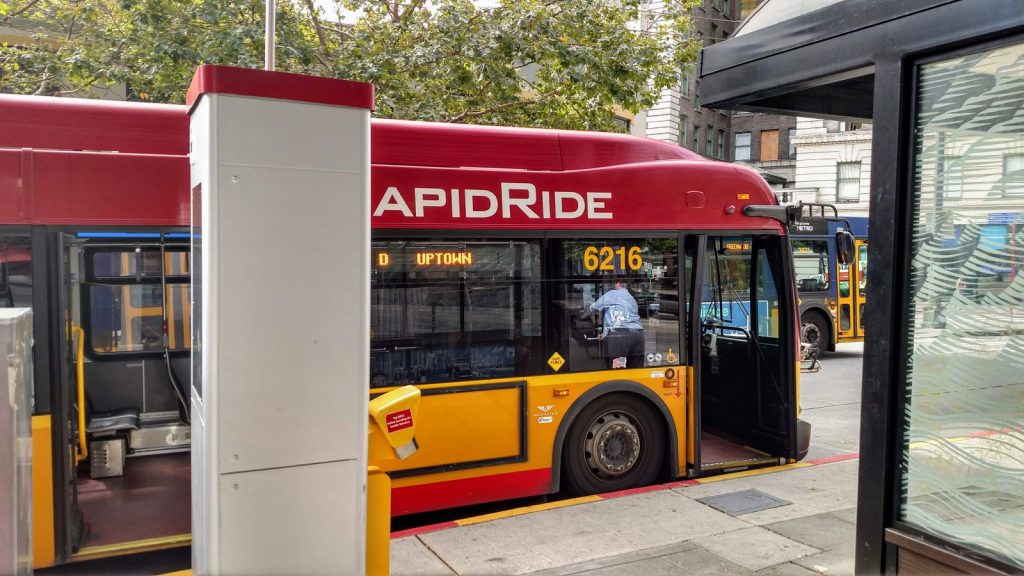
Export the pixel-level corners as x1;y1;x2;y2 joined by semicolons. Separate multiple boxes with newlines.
562;393;665;496
801;311;830;354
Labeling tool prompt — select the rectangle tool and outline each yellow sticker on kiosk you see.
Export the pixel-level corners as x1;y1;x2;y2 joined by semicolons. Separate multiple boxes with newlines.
547;352;566;371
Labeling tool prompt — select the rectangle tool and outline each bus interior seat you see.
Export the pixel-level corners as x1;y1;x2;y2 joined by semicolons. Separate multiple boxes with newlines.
85;396;140;479
85;408;141;436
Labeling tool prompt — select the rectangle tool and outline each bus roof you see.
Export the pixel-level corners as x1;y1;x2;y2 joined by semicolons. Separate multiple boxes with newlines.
0;94;699;170
0;94;782;231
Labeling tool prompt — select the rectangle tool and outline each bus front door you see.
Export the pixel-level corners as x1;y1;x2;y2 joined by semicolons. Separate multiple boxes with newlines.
692;235;795;473
55;233;83;562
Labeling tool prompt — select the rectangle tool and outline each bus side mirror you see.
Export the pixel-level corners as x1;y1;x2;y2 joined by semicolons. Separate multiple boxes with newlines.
835;230;855;266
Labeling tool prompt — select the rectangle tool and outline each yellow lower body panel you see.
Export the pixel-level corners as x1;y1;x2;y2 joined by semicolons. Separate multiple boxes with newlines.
32;415;55;569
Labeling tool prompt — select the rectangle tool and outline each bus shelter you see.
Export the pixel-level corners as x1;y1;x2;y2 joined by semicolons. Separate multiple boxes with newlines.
700;1;1024;573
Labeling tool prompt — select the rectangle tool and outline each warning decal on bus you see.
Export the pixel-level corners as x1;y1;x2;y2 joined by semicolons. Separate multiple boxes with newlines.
547;352;566;371
386;409;414;433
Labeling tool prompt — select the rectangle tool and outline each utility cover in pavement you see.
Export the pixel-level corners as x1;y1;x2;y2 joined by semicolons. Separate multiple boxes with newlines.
697;489;791;516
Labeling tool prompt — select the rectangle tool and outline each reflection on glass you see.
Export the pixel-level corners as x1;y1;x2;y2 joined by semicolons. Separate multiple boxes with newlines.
901;40;1024;570
88;284;191;353
92;249;189;278
554;238;680;372
370;240;542;388
0;236;32;308
702;237;754;338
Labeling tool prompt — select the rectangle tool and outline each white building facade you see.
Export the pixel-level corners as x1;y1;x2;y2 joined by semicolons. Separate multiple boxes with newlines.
787;117;873;217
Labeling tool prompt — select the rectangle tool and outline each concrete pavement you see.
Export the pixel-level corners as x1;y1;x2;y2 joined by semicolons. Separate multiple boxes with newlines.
390;456;861;575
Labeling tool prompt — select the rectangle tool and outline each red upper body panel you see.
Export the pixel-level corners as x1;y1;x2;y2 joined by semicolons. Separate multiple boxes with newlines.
0;94;780;232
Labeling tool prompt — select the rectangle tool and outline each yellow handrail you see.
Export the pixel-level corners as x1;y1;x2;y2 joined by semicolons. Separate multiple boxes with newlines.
72;326;87;463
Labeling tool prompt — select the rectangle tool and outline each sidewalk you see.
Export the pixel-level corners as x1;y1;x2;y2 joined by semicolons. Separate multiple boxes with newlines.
390;455;860;576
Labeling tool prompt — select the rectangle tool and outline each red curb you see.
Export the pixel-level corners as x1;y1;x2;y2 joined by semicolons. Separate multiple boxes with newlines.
391;521;458;539
390;452;860;539
805;452;860;465
600;483;678;500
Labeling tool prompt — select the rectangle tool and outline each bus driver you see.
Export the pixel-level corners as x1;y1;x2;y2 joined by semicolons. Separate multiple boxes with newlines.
590;277;645;369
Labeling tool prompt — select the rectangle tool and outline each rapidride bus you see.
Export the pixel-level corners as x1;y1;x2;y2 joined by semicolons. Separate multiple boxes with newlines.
0;93;810;568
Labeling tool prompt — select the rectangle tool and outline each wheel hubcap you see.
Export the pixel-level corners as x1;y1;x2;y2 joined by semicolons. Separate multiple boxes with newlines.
802;322;821;346
584;411;641;478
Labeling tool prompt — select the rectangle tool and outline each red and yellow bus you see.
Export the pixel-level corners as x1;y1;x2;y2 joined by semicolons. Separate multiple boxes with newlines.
0;93;809;567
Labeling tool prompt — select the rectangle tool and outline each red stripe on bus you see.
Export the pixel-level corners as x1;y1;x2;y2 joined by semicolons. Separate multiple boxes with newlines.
391;468;552;516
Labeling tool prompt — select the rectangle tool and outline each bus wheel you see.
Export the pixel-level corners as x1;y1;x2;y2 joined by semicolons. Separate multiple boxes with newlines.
801;312;830;353
562;394;665;495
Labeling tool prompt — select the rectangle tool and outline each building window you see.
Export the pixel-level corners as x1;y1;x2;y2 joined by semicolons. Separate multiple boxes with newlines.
941;155;963;198
706;126;713;157
718;129;725;159
723;0;730;17
760;129;779;161
693;125;700;153
788;128;797;158
613;116;631;132
679;118;688;147
710;24;719;45
836;161;861;203
734;132;751;161
1004;153;1024;197
681;70;690;97
695;80;701;109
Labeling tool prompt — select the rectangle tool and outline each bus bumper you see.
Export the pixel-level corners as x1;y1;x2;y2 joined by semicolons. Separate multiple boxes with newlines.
796;419;812;461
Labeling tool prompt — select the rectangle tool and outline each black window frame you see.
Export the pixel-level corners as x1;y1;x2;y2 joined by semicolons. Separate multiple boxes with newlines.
79;241;191;360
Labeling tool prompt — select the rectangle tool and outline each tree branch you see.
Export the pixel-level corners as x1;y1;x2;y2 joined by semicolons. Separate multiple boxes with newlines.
300;0;332;59
322;24;355;42
399;0;427;21
31;72;50;95
446;98;536;123
1;0;43;23
56;75;100;97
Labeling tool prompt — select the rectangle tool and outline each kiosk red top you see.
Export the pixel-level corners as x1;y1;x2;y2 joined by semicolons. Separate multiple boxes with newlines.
185;64;375;112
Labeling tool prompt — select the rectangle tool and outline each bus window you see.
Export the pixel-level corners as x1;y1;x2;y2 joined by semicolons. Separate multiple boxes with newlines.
702;237;753;338
370;239;542;388
838;264;851;298
858;244;868;296
755;244;781;339
552;238;680;371
0;235;32;308
792;239;830;293
85;248;190;354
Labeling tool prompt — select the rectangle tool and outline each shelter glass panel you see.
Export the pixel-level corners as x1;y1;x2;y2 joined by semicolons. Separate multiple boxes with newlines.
901;40;1024;572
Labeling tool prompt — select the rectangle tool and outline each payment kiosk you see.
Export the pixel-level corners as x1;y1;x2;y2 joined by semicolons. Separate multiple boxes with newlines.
187;65;373;575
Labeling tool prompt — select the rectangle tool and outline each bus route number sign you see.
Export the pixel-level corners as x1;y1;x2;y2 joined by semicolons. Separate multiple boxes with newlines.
583;246;643;272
